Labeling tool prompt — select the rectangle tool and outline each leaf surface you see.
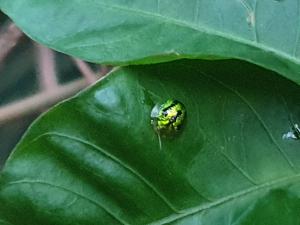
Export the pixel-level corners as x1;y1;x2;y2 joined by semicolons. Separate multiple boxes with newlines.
1;60;300;224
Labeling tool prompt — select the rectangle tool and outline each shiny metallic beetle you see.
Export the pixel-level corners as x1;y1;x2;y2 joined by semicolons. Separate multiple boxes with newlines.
151;99;186;137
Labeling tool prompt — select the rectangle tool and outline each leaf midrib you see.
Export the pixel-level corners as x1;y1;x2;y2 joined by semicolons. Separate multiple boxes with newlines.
88;0;300;65
5;169;300;225
11;132;300;225
149;173;300;225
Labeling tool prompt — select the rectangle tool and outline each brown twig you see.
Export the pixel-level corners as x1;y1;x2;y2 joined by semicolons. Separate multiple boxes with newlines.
98;65;111;76
0;77;94;126
36;44;58;91
72;58;98;84
0;22;23;63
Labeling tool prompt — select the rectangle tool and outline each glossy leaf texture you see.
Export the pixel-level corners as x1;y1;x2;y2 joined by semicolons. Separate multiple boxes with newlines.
1;59;300;225
1;0;300;84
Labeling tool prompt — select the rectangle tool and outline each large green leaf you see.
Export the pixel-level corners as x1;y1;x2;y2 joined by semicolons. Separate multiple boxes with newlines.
1;0;300;84
1;59;300;224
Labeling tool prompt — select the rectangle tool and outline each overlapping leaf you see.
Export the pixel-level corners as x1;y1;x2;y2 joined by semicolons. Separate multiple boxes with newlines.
1;0;300;83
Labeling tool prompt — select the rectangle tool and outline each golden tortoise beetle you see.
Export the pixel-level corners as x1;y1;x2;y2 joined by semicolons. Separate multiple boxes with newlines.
151;99;186;137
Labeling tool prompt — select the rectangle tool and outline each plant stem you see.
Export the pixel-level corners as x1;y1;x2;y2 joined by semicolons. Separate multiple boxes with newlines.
36;44;58;91
0;78;93;126
0;22;23;64
72;58;98;84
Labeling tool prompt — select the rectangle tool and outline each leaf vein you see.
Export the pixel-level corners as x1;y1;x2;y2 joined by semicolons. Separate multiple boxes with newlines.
5;180;126;225
199;72;296;171
149;173;300;224
34;132;181;213
78;0;300;66
219;150;257;185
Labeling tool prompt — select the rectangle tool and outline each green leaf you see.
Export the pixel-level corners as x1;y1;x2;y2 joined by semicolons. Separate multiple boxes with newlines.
1;0;300;84
1;59;300;224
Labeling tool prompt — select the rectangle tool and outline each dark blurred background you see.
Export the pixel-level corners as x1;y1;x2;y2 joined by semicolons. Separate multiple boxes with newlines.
0;12;107;168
